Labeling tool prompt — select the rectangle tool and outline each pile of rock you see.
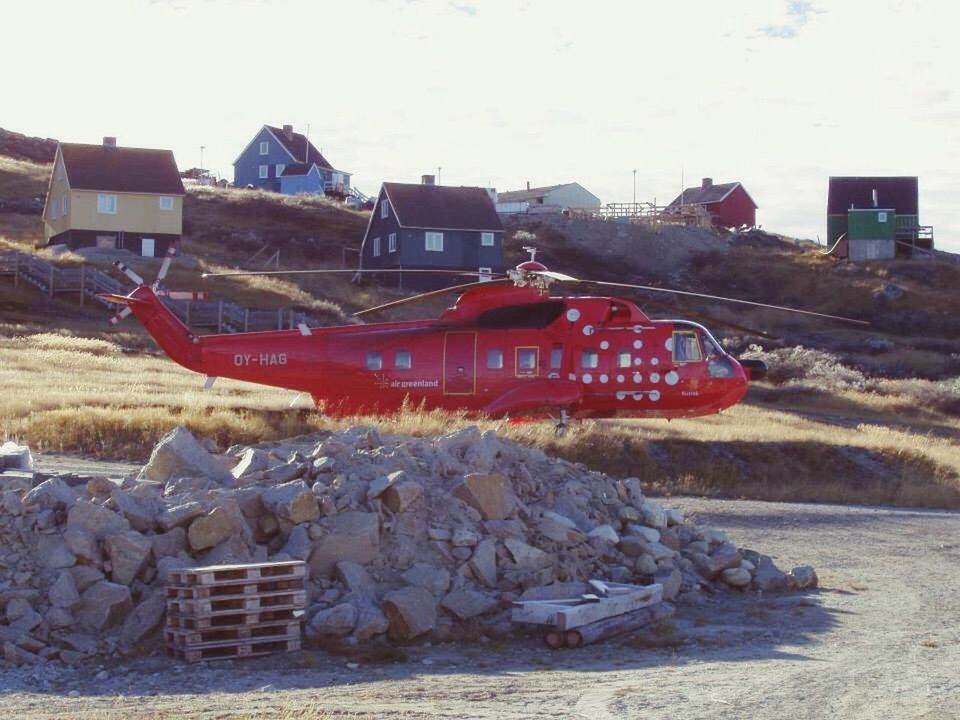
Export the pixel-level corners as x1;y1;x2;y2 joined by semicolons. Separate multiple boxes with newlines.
0;425;817;665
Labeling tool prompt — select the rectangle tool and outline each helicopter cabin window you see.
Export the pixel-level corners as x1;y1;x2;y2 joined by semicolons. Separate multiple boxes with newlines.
550;345;563;370
425;232;444;252
394;350;411;370
672;331;702;363
616;350;631;368
372;237;381;257
515;347;538;377
486;349;504;370
581;349;599;369
365;352;382;371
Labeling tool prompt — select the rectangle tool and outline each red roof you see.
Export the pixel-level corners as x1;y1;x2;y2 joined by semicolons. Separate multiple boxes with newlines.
383;182;502;231
667;181;756;209
59;143;185;195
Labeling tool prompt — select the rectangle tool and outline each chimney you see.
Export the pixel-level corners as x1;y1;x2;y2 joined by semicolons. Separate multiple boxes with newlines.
526;180;530;190
103;136;117;148
701;177;713;189
421;174;435;186
282;124;294;140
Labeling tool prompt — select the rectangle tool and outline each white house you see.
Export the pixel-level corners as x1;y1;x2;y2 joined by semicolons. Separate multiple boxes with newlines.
496;182;601;214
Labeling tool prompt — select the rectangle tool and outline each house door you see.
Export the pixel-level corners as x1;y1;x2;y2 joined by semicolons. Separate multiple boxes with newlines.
141;238;155;257
443;332;476;395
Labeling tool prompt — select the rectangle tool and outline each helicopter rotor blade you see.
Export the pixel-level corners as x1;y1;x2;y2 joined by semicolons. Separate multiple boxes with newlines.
536;273;869;326
352;279;512;318
636;297;779;340
202;268;506;279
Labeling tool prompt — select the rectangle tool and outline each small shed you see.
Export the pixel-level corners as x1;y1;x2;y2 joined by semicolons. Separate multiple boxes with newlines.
846;209;896;261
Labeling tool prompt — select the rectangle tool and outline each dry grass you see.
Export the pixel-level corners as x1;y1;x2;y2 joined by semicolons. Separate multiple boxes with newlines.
0;155;49;200
2;332;958;508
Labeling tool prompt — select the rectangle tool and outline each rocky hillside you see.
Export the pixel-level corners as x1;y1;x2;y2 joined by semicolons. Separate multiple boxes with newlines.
0;128;57;164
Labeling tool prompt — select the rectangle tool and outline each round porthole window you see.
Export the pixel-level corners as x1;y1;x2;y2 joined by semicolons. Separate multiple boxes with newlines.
582;325;595;336
566;308;581;322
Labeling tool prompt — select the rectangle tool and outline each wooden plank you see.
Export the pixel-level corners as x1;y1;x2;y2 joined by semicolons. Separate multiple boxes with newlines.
165;578;304;599
166;638;301;664
556;584;662;630
565;602;675;647
165;621;300;648
167;561;305;587
165;607;303;630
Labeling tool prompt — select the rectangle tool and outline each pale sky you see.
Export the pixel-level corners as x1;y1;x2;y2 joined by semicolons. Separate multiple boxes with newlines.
4;0;959;251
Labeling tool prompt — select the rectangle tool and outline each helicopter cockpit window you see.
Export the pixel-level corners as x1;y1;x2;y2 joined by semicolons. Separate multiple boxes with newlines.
394;350;411;370
365;352;382;371
616;350;631;368
487;349;504;369
672;332;702;363
581;349;599;369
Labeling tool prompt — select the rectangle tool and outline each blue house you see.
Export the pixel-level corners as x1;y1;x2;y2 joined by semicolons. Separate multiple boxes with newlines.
360;175;505;290
233;124;351;195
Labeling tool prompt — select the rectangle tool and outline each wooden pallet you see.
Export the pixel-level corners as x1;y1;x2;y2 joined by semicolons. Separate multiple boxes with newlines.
167;561;305;587
166;637;301;663
166;620;301;648
166;607;303;631
167;589;306;616
166;577;304;600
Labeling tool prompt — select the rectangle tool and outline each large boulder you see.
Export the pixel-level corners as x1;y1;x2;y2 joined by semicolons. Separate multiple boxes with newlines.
67;500;129;539
538;511;585;544
308;512;380;577
22;478;76;510
111;489;158;533
468;538;497;588
504;538;552;570
401;563;451;597
382;481;423;513
76;581;132;631
187;507;239;551
336;561;376;595
450;473;515;520
104;531;152;585
262;480;319;524
156;502;205;531
119;588;166;651
49;571;80;608
138;426;232;484
305;603;357;638
382;586;436;642
440;590;497;620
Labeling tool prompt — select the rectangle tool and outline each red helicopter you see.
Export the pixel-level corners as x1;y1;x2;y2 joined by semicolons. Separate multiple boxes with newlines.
100;248;866;429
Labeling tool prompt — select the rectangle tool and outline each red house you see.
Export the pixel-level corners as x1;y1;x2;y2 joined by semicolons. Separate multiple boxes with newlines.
665;177;757;229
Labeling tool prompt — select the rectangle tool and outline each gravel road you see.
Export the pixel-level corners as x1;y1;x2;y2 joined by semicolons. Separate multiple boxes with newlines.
6;497;959;719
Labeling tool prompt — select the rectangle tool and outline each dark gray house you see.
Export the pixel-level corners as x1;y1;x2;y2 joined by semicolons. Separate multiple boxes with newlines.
360;176;505;290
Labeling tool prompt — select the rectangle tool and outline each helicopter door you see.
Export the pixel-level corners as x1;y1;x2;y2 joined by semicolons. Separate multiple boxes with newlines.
443;332;476;395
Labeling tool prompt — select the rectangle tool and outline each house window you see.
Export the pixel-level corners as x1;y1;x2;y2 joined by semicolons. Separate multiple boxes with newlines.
381;198;390;219
372;237;381;257
365;351;382;370
616;350;632;368
672;331;702;363
259;141;269;155
481;232;495;247
478;266;493;282
61;194;68;215
394;350;412;369
580;349;599;369
276;163;285;177
388;233;397;253
425;232;444;252
159;196;173;210
258;165;269;179
97;194;117;214
486;349;503;369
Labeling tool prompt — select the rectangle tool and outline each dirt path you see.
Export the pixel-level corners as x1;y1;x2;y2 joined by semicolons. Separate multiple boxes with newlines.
6;498;959;719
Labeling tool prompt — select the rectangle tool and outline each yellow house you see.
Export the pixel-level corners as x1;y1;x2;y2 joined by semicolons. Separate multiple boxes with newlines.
44;137;185;257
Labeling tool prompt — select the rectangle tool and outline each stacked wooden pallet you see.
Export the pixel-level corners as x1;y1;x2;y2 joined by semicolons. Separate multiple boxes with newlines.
165;560;307;663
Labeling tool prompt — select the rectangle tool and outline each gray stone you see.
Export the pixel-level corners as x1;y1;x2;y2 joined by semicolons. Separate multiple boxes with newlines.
22;477;76;510
451;527;479;547
119;588;166;651
349;597;389;641
39;536;77;569
640;501;668;529
262;480;319;524
721;567;752;588
138;426;233;484
110;489;157;533
76;580;132;631
367;470;406;500
440;590;497;620
188;507;239;551
156;556;194;583
70;565;105;592
504;538;552;570
427;527;452;541
151;527;187;560
401;563;451;596
67;500;129;539
281;525;311;561
383;586;436;641
621;536;675;561
262;461;306;485
635;554;658;576
306;603;357;638
49;571;80;608
1;490;23;515
752;555;789;593
336;561;376;595
451;546;473;561
313;455;336;473
587;524;620;544
450;473;514;520
482;519;527;540
538;510;585;544
789;565;818;590
156;502;204;531
625;524;660;543
382;481;423;513
308;511;380;577
231;447;269;480
468;538;497;588
104;531;153;585
63;529;100;564
655;567;683;600
46;606;76;629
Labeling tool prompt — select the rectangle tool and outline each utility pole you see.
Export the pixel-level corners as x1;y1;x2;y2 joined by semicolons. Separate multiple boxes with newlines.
632;169;637;206
437;166;442;185
200;145;205;171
